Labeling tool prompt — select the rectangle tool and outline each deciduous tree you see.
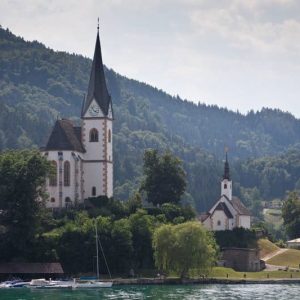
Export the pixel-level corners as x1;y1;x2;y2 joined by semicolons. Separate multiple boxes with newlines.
282;191;300;239
153;221;218;278
0;150;51;260
141;149;186;206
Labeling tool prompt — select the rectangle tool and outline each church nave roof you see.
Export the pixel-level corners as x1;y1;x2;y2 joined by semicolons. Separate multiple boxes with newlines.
44;119;85;153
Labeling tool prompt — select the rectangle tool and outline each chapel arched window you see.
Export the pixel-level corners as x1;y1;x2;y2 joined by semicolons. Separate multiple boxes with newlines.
64;161;70;186
49;161;57;186
90;128;99;142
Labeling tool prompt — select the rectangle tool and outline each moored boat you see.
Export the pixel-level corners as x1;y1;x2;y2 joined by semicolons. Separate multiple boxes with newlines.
0;280;29;288
73;279;112;288
71;222;113;289
28;278;73;289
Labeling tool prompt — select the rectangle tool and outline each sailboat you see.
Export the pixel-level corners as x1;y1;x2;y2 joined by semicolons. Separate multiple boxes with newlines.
73;222;113;288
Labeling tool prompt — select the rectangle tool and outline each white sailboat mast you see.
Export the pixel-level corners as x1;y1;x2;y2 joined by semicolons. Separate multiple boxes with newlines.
95;222;100;279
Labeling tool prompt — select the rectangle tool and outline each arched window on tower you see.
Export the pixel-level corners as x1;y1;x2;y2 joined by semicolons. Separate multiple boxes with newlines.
89;128;99;142
108;129;111;143
92;186;96;196
224;184;227;189
49;161;57;186
64;161;70;186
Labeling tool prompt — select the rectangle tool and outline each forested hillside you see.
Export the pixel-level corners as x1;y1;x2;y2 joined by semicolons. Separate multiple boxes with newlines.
1;26;300;212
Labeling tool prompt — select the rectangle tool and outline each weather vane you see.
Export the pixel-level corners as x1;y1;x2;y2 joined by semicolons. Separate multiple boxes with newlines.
97;17;99;33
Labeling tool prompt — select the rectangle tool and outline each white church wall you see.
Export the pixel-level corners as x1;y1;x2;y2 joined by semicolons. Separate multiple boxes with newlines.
83;162;104;198
44;151;59;208
221;179;232;200
82;100;113;199
209;196;237;220
106;162;113;197
202;217;212;230
82;119;104;161
106;120;113;162
43;150;82;208
228;217;235;230
211;210;228;231
239;215;251;229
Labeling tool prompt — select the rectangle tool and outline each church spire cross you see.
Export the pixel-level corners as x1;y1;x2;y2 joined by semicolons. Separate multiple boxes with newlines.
97;17;99;33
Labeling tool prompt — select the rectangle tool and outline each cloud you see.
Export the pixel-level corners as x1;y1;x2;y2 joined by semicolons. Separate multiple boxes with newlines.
0;0;300;116
188;0;300;55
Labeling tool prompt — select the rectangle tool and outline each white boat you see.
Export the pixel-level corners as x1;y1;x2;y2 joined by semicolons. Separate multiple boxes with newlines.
21;222;113;290
0;280;20;288
0;280;29;288
9;281;29;288
73;279;112;288
29;278;73;289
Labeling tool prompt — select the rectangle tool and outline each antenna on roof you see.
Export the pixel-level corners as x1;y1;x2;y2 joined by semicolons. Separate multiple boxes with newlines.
97;17;99;33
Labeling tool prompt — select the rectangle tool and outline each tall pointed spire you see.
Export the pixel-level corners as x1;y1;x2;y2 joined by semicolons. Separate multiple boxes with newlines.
82;22;111;117
223;150;230;180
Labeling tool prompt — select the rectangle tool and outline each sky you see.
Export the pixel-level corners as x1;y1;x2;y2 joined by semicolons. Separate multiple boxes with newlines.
1;0;300;117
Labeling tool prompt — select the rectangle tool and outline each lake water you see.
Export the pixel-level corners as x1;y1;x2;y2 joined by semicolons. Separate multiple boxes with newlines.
0;284;299;300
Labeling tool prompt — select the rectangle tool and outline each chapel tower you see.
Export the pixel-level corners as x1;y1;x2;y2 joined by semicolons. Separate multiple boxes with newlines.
221;151;232;200
81;26;113;199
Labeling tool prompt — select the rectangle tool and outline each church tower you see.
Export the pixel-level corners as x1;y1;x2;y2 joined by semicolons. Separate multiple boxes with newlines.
221;151;232;200
81;26;113;199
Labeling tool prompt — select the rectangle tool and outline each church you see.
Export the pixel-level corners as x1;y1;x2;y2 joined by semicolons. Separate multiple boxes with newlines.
41;28;113;208
200;153;251;231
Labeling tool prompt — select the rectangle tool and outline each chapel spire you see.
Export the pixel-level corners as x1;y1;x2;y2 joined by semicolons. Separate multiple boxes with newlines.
223;150;230;180
221;149;232;200
81;24;111;117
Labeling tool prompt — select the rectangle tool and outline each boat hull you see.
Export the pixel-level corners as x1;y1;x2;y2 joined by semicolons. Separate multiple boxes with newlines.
74;281;113;288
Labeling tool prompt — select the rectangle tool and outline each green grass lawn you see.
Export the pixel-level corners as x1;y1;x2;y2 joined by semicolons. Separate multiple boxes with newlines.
266;249;300;268
258;238;279;258
209;267;300;279
124;266;300;280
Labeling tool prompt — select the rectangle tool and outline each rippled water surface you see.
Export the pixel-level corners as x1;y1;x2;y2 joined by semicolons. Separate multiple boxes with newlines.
0;284;299;300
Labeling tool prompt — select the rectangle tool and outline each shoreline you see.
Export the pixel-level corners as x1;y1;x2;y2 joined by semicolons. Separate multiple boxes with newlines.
112;277;300;285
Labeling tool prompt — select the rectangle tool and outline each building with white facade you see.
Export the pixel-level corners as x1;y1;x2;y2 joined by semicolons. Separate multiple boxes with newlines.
200;153;251;231
41;29;113;208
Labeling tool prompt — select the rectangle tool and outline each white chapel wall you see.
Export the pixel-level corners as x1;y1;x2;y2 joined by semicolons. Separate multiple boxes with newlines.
211;210;228;231
239;215;251;229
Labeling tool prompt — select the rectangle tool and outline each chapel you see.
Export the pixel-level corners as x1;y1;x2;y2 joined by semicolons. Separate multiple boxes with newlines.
41;28;113;208
200;152;251;230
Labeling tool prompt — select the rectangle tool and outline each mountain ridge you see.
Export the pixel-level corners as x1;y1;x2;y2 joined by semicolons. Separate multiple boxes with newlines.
1;26;300;214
